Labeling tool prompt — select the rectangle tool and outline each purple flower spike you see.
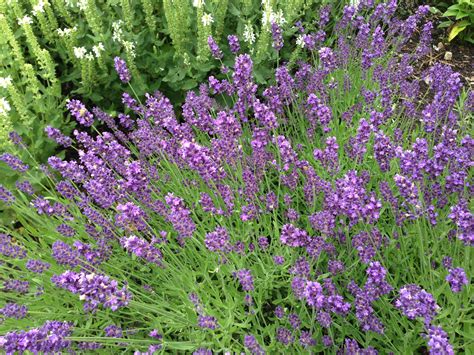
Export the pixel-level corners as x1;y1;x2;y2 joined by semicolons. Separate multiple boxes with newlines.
271;22;283;51
66;99;94;127
228;35;240;54
446;267;468;293
244;334;265;355
114;57;131;83
208;36;223;60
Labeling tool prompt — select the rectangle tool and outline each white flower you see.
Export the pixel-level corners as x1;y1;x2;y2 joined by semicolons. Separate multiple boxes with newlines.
123;41;136;58
85;53;94;61
77;0;88;11
243;24;256;44
270;9;286;26
17;16;33;26
92;42;104;58
0;97;11;116
296;35;305;48
0;76;12;89
73;46;87;59
112;20;124;43
193;0;204;8
57;27;76;37
201;13;214;27
350;0;361;7
32;0;46;16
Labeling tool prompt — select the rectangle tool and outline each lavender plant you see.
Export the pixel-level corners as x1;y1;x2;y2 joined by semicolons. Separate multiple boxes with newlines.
1;1;473;354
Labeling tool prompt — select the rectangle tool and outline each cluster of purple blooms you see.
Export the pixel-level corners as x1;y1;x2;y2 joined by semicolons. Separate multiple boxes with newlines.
0;321;73;354
0;2;471;354
51;271;132;312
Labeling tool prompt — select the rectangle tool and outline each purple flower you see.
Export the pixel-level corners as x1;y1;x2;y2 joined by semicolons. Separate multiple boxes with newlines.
280;224;308;247
395;284;439;322
16;180;34;194
4;279;29;293
276;327;294;345
0;321;73;353
300;331;317;347
52;241;80;268
104;325;123;338
318;47;336;70
121;235;163;267
149;329;162;339
45;126;72;147
313;136;339;172
0;153;28;172
274;305;285;319
56;224;76;238
207;36;223;59
426;326;454;355
116;202;148;231
0;234;26;259
0;185;14;206
51;271;132;312
205;226;231;253
288;313;301;329
446;267;468;293
26;259;50;273
234;269;254;291
342;338;378;354
114;57;131;83
442;256;453;269
244;334;265;355
228;35;240;54
197;315;218;329
165;193;196;242
0;303;28;319
322;335;333;347
271;22;283;51
317;310;332;328
307;94;332;133
304;281;325;308
66;99;94;126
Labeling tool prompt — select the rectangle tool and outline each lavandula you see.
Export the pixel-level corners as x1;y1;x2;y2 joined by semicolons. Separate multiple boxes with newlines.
271;22;283;51
207;36;223;60
446;268;468;293
228;34;240;54
0;153;29;172
244;335;265;354
0;321;73;353
114;57;131;83
45;126;72;147
395;284;439;323
66;99;94;127
121;235;163;267
51;271;132;312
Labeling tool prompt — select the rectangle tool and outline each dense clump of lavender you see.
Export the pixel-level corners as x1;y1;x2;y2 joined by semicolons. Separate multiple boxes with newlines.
0;321;73;353
0;2;471;354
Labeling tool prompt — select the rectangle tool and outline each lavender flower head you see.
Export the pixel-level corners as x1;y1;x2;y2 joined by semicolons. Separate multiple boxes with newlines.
51;271;132;312
114;57;131;83
228;34;240;54
208;36;223;60
234;269;254;291
426;326;454;355
395;284;439;322
0;321;73;353
244;334;265;354
66;99;94;127
446;267;468;293
271;22;284;51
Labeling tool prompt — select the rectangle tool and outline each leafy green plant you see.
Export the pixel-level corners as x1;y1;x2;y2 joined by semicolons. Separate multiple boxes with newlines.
432;0;474;43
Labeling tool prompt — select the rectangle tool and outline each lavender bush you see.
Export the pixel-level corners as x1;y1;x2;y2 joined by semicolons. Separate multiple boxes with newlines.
0;2;472;354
